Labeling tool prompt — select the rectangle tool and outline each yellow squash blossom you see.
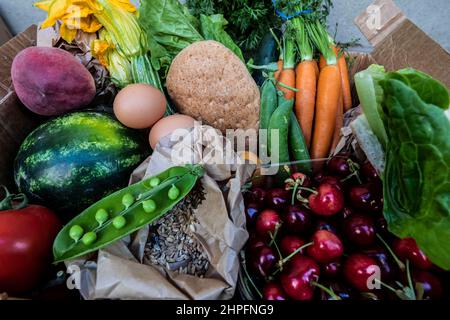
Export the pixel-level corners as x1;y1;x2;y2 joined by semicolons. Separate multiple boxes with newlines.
92;29;132;87
34;0;136;43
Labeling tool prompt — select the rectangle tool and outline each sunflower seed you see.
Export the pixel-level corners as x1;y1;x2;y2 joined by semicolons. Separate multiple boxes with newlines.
143;184;209;276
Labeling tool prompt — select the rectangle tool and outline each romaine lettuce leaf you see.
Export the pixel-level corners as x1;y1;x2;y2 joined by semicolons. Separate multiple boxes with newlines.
356;65;450;270
380;78;450;270
395;68;450;110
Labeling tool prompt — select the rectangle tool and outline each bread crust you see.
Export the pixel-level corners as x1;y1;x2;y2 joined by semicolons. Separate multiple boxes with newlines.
167;40;260;133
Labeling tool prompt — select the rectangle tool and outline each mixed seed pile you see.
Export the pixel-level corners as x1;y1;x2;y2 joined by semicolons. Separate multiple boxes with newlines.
144;184;209;277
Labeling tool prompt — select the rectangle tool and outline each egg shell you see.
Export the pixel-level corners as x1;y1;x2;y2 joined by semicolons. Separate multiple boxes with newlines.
113;83;166;129
149;114;196;149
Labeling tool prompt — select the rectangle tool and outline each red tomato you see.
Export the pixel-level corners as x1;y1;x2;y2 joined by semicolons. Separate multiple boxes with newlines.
0;204;61;294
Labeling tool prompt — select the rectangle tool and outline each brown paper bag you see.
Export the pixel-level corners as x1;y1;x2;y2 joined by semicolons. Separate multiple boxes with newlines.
67;125;254;300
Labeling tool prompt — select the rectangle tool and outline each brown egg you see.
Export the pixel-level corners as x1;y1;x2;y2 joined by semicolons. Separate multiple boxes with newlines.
113;83;166;129
149;114;196;149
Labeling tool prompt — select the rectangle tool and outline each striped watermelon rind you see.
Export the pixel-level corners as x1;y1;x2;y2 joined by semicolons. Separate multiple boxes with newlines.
14;112;149;219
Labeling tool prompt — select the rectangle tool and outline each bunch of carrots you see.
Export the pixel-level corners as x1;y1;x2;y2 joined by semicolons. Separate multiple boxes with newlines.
274;4;352;161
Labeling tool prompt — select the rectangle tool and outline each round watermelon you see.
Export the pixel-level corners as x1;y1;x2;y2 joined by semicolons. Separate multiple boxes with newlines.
14;112;149;219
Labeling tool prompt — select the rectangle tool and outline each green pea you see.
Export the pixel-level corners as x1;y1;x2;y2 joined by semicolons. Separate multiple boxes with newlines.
149;177;161;188
69;225;84;242
168;184;180;200
112;216;127;229
95;209;109;226
142;199;156;213
81;232;97;246
122;193;134;209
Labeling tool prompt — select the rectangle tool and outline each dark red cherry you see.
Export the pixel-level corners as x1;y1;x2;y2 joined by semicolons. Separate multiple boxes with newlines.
322;259;342;279
282;204;313;234
255;209;282;239
249;245;277;277
393;238;432;270
344;254;379;292
279;235;306;256
266;188;289;211
263;282;288;300
280;255;320;300
307;230;344;264
343;214;376;246
309;183;344;216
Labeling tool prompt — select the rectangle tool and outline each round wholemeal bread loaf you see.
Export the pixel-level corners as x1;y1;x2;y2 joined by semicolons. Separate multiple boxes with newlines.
166;40;260;133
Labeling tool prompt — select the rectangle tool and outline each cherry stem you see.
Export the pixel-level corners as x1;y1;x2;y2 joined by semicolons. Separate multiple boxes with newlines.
269;223;281;247
269;228;283;260
270;242;314;277
279;242;313;265
241;252;263;299
291;182;299;205
405;260;416;299
373;262;418;301
311;281;342;300
373;278;398;294
297;186;318;195
344;159;362;184
340;171;357;183
376;233;405;271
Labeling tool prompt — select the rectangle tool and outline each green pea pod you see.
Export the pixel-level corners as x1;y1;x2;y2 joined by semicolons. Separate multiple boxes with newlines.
259;78;278;131
268;98;293;164
289;112;312;174
53;164;204;263
268;97;293;185
259;78;278;159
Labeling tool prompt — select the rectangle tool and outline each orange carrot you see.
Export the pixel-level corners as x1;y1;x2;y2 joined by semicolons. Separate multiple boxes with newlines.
331;91;344;152
321;46;352;110
313;60;319;79
277;68;296;100
295;60;317;148
274;60;283;81
277;38;296;100
319;55;326;70
334;46;352;111
310;64;342;160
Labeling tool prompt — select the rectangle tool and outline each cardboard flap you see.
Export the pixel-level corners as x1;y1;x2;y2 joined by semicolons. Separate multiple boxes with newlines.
354;0;405;47
355;0;450;89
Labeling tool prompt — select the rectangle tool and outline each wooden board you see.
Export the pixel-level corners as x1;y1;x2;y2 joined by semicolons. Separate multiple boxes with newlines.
0;15;12;46
0;25;40;189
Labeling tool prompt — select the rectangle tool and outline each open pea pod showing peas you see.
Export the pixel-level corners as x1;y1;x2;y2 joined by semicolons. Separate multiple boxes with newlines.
53;164;204;263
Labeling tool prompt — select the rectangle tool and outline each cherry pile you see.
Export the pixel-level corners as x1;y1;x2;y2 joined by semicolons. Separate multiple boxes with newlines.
243;154;448;300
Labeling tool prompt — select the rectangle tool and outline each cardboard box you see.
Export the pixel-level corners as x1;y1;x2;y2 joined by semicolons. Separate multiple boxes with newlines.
0;0;449;190
354;0;450;88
